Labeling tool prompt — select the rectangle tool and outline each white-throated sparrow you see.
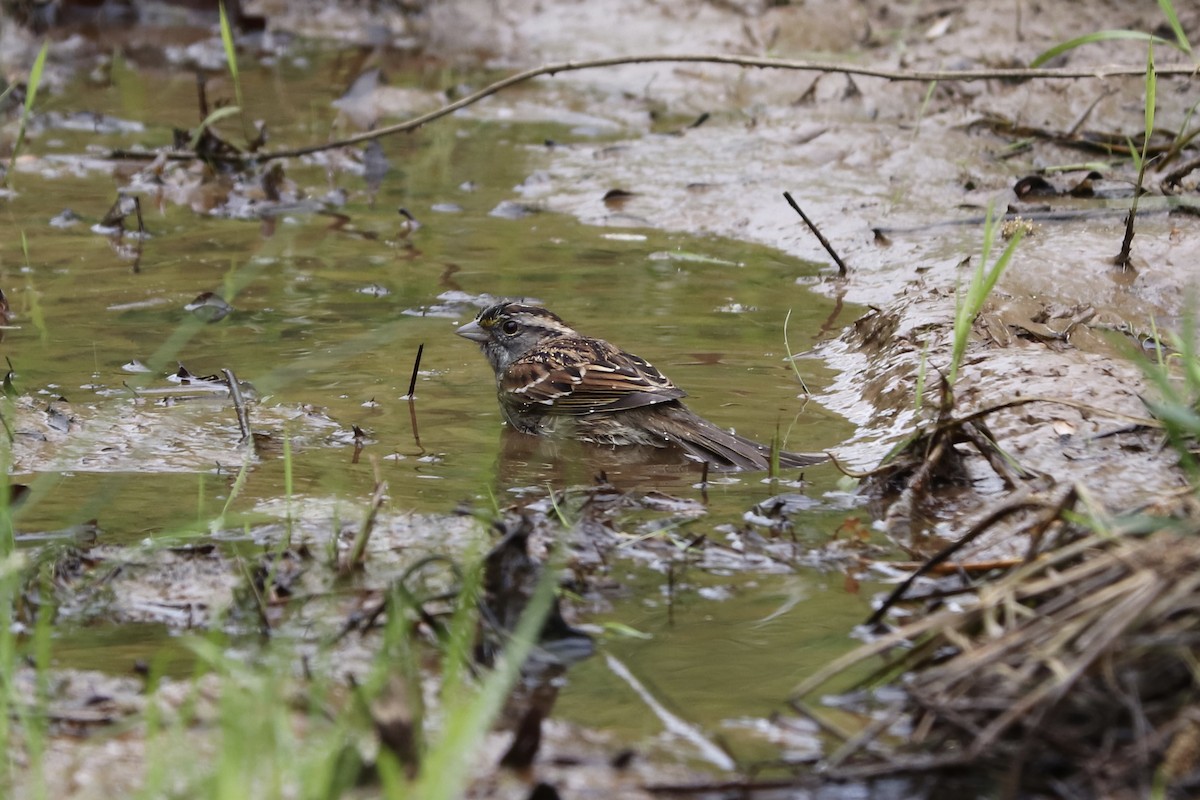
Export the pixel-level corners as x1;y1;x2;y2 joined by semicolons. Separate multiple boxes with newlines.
456;301;826;471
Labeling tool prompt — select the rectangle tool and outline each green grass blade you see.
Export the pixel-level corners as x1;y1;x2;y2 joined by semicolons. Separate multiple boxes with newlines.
24;46;47;112
1157;0;1193;54
218;1;249;142
1030;30;1171;67
950;204;1023;385
978;201;995;269
5;41;49;187
187;105;242;150
1128;136;1144;174
218;2;240;91
413;566;557;800
1145;45;1157;148
782;308;810;395
980;229;1023;303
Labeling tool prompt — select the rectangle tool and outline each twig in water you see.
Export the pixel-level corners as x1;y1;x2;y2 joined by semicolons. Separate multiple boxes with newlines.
405;343;424;399
1115;48;1157;270
782;191;848;277
864;491;1049;628
406;343;425;450
407;401;423;452
1114;207;1139;269
605;653;736;770
222;368;251;442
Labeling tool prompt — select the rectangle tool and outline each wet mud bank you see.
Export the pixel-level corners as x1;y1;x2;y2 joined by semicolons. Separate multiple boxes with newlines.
2;0;1200;796
444;0;1198;527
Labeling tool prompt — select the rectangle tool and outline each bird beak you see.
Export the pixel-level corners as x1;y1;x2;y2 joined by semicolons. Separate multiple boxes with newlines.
455;319;489;343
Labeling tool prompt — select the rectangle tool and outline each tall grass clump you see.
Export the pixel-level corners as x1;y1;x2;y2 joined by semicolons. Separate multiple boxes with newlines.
1137;312;1200;486
126;525;558;799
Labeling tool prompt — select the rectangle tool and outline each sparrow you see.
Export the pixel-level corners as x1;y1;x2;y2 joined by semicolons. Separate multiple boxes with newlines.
455;301;826;471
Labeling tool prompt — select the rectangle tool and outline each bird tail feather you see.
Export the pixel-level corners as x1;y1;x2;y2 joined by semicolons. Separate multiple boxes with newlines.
647;406;826;471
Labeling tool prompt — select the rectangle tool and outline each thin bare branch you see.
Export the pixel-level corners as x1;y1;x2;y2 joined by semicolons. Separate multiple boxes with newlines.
105;54;1200;164
783;191;849;276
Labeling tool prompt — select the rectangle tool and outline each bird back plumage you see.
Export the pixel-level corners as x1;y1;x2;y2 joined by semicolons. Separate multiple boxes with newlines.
458;301;827;472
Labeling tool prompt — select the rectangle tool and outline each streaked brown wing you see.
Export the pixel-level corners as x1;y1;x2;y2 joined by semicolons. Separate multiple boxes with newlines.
500;336;685;415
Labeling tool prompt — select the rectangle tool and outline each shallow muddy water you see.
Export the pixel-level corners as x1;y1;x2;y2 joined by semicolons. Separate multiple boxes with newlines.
1;37;872;766
558;563;876;764
3;45;856;536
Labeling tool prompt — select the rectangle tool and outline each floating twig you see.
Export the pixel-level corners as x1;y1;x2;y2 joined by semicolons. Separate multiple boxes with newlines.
783;191;848;277
330;554;462;643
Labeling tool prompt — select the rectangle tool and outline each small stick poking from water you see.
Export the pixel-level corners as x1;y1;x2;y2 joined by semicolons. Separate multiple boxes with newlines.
404;343;424;399
407;400;423;452
1114;208;1137;270
783;191;848;277
223;368;252;443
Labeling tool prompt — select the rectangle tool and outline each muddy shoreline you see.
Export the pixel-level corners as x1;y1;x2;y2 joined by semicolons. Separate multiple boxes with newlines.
2;0;1198;796
468;0;1196;518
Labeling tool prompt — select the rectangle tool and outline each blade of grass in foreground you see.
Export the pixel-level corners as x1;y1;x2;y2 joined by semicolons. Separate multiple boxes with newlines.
218;1;250;143
949;204;1023;386
411;563;557;800
4;41;48;188
1157;0;1192;54
1030;30;1172;67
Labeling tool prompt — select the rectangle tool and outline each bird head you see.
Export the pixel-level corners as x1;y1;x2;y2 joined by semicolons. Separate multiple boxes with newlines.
455;302;577;373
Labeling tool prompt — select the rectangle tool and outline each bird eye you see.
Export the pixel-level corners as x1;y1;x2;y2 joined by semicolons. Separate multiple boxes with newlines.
501;320;520;335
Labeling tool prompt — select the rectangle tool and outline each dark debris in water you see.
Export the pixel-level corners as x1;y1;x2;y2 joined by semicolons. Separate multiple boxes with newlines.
9;368;343;474
5;467;876;794
183;292;234;322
